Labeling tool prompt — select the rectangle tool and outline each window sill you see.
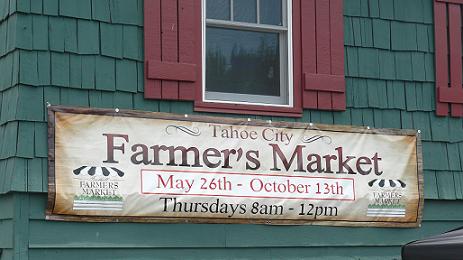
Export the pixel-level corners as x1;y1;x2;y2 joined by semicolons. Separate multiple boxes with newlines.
194;100;303;117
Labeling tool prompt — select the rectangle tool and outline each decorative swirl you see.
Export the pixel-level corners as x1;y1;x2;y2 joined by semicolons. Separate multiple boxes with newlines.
302;135;332;144
165;125;201;136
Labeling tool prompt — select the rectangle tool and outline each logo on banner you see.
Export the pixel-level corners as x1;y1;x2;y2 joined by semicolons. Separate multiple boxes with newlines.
72;165;125;211
367;179;407;218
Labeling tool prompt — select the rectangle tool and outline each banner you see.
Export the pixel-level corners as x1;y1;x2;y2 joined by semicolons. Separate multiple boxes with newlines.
47;107;423;227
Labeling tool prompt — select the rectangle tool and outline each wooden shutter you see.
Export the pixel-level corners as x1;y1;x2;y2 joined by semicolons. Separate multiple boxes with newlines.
298;0;346;111
434;0;463;117
144;0;201;101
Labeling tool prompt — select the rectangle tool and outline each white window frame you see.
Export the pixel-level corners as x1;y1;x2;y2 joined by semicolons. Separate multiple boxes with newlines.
201;0;293;108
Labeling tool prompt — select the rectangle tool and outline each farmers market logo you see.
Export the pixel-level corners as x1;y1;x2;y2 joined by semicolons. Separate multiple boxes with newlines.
72;166;125;211
366;179;406;218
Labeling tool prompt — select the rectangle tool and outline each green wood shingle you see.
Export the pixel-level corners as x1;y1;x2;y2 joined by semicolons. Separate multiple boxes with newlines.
6;14;17;52
344;17;354;46
423;0;433;24
19;50;38;85
42;0;58;16
360;0;369;17
422;142;449;171
0;0;8;21
110;0;139;25
412;111;431;140
43;86;60;109
395;52;413;80
27;158;43;192
344;0;361;17
420;83;434;111
69;54;82;88
447;143;462;171
32;15;48;50
449;118;463;142
9;158;27;191
0;122;17;159
77;20;99;54
353;79;368;108
400;110;413;129
346;47;359;77
333;110;351;125
16;85;44;121
416;24;429;52
133;93;159;112
381;109;401;129
350;109;363;126
0;20;7;55
59;0;91;19
391;22;417;51
48;16;65;52
378;50;395;80
123;25;142;61
100;92;115;108
423;170;439;199
95;56;115;91
436;171;456;200
424;53;434;82
351;17;361;46
0;52;13;90
63;17;77;53
0;87;18;123
345;78;354;107
60;88;88;107
170;101;194;115
358;48;379;78
427;26;434;52
388;81;405;109
113;91;133;109
137;62;143;92
367;79;387;108
394;0;423;23
430;115;449;142
362;108;374;127
116;59;137;93
16;0;30;13
34;122;47;158
81;55;96;89
37;51;50;85
411;52;426;82
378;0;394;20
30;0;42;14
51;52;70;87
369;0;379;18
100;23;123;58
16;121;34;158
454;173;463;200
16;13;32;50
360;18;373;47
372;19;390;49
91;0;110;22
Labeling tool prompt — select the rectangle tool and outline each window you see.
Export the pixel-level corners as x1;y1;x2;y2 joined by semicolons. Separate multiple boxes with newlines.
203;0;293;107
143;0;346;116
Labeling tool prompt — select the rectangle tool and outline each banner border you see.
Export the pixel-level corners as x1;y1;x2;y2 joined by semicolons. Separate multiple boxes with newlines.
46;105;424;228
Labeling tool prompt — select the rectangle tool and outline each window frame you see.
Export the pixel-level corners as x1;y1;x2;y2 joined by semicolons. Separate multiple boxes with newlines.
195;0;302;116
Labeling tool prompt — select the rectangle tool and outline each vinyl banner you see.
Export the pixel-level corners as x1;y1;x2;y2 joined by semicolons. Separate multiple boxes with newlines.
47;107;423;227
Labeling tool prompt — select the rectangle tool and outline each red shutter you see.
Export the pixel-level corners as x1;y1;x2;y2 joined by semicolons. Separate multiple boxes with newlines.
144;0;201;101
298;0;346;111
434;0;463;117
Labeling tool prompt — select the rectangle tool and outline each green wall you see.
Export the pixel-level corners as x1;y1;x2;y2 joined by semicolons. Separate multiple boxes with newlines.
0;0;463;259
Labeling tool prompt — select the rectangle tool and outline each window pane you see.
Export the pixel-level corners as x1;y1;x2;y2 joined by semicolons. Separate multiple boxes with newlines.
260;0;282;25
206;0;230;20
206;27;281;97
233;0;257;23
